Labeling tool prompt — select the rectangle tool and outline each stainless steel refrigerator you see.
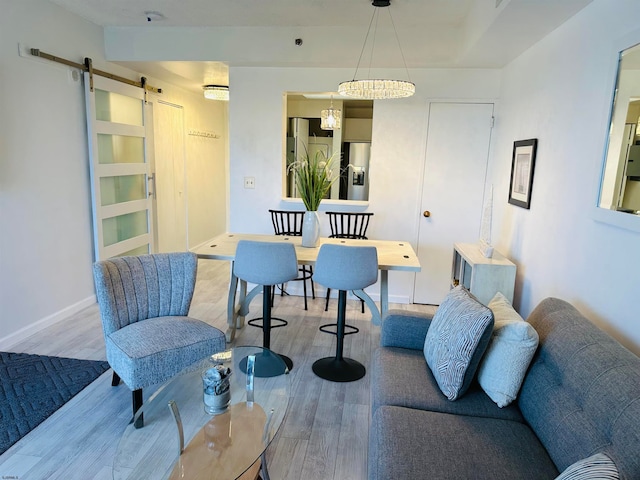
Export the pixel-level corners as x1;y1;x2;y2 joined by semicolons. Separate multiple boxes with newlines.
342;142;370;201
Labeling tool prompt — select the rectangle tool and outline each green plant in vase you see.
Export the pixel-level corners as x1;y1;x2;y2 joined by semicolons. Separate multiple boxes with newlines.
289;147;337;210
288;146;338;246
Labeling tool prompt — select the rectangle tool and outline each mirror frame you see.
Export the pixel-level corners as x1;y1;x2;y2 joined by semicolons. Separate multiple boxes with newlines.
592;28;640;233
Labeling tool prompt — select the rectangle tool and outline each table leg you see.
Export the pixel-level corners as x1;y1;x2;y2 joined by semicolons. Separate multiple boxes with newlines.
237;279;247;329
380;270;389;323
353;289;381;326
226;269;239;343
355;270;388;326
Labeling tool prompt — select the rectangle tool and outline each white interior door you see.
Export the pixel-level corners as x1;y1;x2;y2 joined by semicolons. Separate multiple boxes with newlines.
84;74;154;260
413;102;494;304
154;101;187;253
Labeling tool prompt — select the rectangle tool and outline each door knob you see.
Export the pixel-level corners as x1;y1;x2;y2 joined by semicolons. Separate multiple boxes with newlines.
423;210;431;218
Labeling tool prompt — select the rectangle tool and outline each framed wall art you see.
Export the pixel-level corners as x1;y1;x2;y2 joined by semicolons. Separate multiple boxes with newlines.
508;139;538;209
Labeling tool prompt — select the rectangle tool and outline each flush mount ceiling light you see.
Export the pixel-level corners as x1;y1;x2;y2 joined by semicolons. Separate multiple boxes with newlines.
338;0;415;100
203;85;229;101
321;97;342;130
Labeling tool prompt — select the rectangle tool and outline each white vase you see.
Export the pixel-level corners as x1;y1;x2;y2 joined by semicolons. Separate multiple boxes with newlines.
301;211;320;247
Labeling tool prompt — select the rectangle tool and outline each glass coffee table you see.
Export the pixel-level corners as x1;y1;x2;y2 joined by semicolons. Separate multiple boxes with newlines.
113;346;290;480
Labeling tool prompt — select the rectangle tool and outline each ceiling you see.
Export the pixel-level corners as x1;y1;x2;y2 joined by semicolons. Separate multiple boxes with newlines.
47;0;593;95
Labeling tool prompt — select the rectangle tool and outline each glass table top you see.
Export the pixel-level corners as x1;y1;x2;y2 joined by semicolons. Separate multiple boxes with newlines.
113;346;290;480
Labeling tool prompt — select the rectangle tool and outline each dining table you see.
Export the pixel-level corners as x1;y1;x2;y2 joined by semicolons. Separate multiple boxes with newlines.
193;232;421;342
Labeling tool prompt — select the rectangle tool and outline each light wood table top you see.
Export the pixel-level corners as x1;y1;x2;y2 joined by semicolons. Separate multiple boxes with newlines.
193;232;421;272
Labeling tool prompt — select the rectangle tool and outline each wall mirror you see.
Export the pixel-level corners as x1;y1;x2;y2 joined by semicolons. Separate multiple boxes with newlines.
284;92;373;202
599;42;640;215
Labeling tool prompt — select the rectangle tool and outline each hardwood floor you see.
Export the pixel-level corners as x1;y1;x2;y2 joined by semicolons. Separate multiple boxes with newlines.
0;259;435;480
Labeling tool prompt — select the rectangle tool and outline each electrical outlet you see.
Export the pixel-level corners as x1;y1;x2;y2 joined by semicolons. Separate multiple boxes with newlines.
244;177;255;189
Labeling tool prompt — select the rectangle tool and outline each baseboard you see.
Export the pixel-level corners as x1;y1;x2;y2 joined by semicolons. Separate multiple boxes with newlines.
0;295;96;350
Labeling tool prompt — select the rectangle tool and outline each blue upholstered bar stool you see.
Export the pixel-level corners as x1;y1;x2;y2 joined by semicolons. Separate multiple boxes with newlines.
312;244;378;382
269;209;315;309
233;240;299;371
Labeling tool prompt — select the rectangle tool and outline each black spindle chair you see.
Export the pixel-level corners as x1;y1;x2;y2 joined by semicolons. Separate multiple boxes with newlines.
269;209;315;310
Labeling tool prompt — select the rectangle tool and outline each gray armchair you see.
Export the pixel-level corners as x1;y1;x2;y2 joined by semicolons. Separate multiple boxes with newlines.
93;252;225;427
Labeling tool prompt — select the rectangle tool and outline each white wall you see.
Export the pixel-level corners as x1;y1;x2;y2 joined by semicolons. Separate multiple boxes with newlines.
0;0;110;346
0;0;228;347
228;67;501;303
487;0;640;354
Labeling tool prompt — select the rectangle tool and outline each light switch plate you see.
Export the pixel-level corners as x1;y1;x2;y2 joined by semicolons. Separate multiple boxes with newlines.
244;177;255;189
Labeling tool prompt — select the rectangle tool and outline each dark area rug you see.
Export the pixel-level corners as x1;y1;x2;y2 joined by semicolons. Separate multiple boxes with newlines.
0;351;110;455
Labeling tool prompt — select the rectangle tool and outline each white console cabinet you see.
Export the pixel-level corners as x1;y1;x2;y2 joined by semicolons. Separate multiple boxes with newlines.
451;243;516;306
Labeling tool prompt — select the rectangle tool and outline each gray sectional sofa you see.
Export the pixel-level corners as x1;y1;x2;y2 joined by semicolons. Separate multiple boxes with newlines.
369;297;640;479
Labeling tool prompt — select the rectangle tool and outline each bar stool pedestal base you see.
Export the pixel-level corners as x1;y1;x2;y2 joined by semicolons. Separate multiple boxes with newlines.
312;357;365;382
239;351;292;377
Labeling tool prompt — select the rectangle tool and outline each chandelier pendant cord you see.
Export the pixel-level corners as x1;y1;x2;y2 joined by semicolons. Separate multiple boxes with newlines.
386;7;412;83
366;7;380;80
351;6;378;81
350;4;412;84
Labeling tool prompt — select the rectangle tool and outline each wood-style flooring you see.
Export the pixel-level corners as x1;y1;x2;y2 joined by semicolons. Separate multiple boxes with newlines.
0;259;435;480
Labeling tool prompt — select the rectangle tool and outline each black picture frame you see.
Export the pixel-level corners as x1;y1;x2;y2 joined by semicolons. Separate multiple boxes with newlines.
508;139;538;209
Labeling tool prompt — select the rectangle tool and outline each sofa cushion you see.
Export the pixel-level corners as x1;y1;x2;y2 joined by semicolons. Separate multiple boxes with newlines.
423;286;494;400
477;292;539;407
520;298;640;478
369;405;559;480
371;347;524;422
555;452;619;480
380;309;433;350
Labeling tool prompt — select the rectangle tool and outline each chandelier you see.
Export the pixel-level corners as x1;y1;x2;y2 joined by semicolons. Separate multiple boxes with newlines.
338;0;415;100
320;97;341;130
203;85;229;101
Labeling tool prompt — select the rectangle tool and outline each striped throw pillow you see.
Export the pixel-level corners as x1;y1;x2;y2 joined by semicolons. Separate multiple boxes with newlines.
423;286;494;401
555;453;619;480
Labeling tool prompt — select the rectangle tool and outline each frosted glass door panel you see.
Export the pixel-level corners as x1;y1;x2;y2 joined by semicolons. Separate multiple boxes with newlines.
97;134;144;164
95;89;143;126
102;211;149;247
100;175;146;206
120;245;150;257
86;74;154;260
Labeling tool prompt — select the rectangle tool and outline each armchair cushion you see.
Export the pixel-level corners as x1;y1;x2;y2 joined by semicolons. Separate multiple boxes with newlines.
106;316;225;390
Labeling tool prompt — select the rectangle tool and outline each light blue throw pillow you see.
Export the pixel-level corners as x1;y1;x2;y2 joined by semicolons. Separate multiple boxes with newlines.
423;286;494;401
476;292;539;407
